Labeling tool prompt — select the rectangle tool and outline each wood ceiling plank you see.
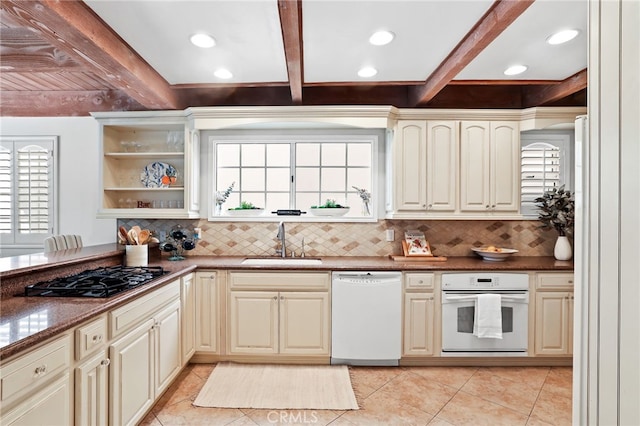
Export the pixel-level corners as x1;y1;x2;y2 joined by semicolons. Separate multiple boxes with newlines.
278;0;304;104
0;0;179;110
0;90;145;116
410;0;535;106
522;69;587;107
0;27;82;72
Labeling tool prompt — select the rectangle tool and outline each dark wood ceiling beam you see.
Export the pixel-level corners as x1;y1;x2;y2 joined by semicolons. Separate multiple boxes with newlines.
0;0;179;110
410;0;535;106
522;69;587;107
0;90;145;116
0;27;82;72
277;0;304;104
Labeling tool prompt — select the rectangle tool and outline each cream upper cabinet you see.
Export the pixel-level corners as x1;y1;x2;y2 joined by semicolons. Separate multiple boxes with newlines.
426;121;458;212
534;273;574;356
390;118;519;218
392;120;458;214
393;120;428;211
93;111;200;219
460;121;520;213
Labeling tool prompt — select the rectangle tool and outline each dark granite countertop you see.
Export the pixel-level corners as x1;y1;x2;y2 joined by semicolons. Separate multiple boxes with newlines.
0;245;573;361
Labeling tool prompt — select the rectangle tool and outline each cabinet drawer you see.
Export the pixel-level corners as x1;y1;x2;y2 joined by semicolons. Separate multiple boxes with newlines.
404;273;435;290
1;334;71;404
75;315;107;360
536;273;574;290
229;272;330;291
110;279;180;339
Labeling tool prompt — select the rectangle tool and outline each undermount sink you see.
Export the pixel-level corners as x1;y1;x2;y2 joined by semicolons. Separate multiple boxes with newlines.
241;257;323;266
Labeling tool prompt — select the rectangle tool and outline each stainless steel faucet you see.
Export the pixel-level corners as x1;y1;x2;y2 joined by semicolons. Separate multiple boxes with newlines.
276;221;286;257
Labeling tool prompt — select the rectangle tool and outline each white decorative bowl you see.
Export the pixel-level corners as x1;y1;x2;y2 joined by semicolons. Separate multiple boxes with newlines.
309;207;350;217
471;247;518;261
226;208;264;217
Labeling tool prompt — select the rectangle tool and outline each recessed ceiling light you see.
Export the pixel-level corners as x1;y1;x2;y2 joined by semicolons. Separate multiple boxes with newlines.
504;64;528;76
214;68;233;79
190;33;215;48
369;30;395;46
358;67;378;78
547;29;579;45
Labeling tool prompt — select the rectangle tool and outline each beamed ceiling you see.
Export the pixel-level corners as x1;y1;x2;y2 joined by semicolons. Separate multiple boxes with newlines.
0;0;587;117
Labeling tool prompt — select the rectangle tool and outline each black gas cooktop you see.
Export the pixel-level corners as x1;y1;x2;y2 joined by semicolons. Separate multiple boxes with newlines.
24;266;165;298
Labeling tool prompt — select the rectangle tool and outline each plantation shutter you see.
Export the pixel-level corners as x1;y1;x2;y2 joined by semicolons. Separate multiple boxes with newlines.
0;137;56;246
521;142;561;214
0;145;11;234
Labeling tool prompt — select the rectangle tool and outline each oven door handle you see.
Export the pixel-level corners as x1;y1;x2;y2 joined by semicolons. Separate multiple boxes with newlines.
443;295;528;302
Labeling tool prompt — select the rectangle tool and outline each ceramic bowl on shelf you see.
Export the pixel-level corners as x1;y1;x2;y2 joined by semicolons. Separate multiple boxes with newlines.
309;207;350;217
471;247;518;261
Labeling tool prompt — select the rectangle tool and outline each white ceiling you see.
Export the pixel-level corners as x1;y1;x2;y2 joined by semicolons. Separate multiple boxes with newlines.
84;0;587;86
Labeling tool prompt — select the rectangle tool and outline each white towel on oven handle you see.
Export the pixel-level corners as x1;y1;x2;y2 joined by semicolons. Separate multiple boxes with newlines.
473;294;503;339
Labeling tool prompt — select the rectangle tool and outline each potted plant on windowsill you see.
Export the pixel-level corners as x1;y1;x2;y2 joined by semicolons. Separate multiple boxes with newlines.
227;201;264;216
535;185;575;260
309;199;350;216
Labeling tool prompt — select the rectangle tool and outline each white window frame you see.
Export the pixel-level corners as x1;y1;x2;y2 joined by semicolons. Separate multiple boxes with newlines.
0;136;57;247
520;131;573;217
207;132;380;222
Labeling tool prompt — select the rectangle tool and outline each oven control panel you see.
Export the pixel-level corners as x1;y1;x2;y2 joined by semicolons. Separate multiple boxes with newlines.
441;273;529;291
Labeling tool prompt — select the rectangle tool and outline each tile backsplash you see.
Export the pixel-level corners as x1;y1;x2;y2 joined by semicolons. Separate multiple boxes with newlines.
118;219;560;258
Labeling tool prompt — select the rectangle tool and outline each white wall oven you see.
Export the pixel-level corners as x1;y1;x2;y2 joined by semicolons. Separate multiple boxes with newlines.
441;273;529;356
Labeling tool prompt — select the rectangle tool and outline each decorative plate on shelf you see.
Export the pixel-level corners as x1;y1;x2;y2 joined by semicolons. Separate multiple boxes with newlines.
140;162;177;188
471;247;518;261
309;207;350;217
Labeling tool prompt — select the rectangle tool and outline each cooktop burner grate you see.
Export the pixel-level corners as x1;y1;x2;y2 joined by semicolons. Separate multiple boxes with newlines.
25;266;165;298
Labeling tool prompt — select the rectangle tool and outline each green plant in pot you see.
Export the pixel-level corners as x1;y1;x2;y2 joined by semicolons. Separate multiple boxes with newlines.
535;185;575;260
229;201;262;210
311;199;349;209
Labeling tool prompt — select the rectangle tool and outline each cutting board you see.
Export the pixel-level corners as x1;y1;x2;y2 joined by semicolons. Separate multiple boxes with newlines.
389;254;448;262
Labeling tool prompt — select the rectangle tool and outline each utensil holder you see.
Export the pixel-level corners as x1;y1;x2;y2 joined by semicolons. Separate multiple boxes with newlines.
125;244;148;267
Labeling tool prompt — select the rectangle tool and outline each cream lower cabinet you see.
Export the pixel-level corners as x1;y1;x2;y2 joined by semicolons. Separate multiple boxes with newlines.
181;272;196;362
403;273;437;356
459;121;520;213
74;315;109;426
229;291;330;355
194;271;219;353
0;334;73;426
109;281;181;426
534;273;574;356
75;350;110;426
227;272;330;357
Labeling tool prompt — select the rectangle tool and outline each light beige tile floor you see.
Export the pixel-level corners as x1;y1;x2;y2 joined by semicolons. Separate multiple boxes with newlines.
141;364;572;426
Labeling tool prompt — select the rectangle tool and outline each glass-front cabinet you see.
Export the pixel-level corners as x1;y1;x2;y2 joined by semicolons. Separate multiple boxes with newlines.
93;111;200;219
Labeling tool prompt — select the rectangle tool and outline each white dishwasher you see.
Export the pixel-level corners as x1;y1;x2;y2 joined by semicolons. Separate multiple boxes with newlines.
331;271;402;366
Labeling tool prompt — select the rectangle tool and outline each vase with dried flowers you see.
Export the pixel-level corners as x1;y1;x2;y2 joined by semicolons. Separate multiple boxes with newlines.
214;182;235;216
352;186;371;216
535;185;575;260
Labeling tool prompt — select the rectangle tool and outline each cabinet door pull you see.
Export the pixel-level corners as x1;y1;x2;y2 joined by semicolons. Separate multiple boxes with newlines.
100;359;111;367
92;334;103;343
34;364;47;376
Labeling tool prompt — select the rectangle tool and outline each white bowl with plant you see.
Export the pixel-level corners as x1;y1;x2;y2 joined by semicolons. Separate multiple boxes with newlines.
227;201;264;216
309;199;350;216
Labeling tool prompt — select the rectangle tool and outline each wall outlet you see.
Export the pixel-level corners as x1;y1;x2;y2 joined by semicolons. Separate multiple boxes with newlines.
385;229;395;242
